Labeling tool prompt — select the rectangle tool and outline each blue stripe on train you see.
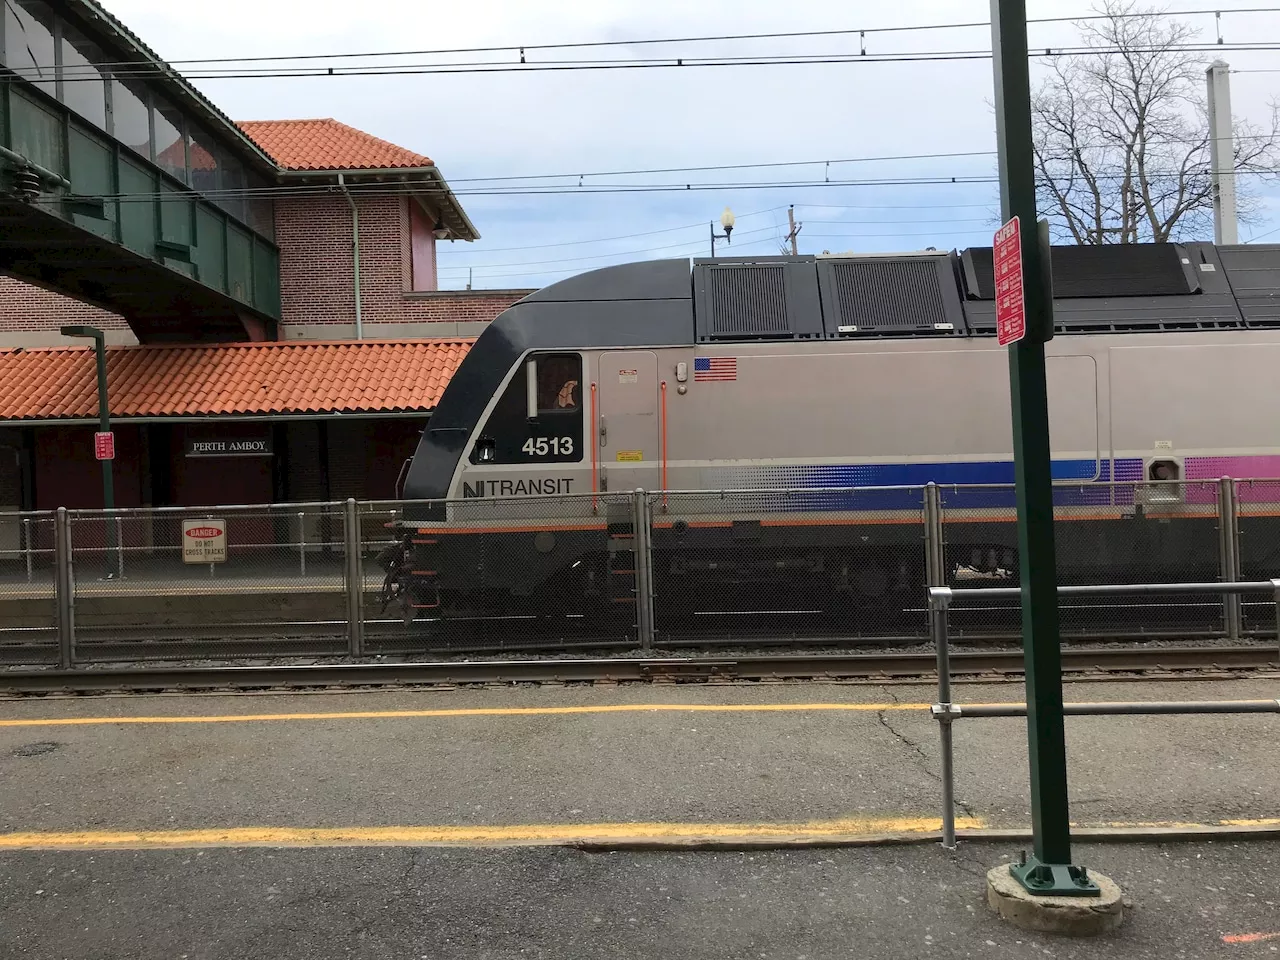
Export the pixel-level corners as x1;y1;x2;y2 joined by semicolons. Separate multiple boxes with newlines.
726;459;1144;511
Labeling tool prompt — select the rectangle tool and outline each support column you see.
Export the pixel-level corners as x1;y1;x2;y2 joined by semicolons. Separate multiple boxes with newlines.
55;507;73;670
1218;477;1241;640
990;0;1098;898
344;497;365;657
631;489;655;653
1206;60;1238;245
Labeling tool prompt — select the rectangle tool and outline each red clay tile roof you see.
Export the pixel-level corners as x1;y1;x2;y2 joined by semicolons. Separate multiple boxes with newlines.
236;119;433;172
0;340;471;421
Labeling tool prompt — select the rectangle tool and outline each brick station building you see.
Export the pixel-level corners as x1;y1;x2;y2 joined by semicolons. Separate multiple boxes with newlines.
0;0;536;520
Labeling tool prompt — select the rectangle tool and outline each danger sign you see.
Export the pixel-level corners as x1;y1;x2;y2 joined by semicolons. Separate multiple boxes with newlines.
182;519;227;564
994;217;1026;346
94;431;115;460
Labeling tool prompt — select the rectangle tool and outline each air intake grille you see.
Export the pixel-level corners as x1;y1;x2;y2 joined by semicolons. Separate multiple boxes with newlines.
706;265;791;337
965;243;1196;299
827;259;947;331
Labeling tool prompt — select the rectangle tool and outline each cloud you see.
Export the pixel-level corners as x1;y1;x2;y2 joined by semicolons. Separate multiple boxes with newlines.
101;0;1280;287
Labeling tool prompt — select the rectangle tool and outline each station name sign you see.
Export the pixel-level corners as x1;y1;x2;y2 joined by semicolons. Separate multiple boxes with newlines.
184;436;273;458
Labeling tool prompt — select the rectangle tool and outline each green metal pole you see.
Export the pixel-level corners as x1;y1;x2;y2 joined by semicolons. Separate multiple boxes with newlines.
94;335;119;579
990;0;1098;896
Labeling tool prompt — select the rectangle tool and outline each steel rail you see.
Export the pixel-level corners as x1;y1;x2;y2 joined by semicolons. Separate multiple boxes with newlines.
0;645;1273;695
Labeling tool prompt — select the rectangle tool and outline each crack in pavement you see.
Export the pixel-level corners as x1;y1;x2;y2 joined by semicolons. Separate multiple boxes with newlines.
949;848;999;883
875;688;978;820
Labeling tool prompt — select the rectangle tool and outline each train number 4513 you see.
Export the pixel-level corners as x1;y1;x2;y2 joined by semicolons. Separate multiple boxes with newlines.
522;436;574;456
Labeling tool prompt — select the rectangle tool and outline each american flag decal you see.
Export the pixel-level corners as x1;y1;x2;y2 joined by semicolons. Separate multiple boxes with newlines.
694;356;737;382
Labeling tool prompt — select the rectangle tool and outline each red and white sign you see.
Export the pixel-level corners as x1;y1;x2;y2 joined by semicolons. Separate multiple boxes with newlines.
94;431;115;461
182;519;227;564
994;217;1026;346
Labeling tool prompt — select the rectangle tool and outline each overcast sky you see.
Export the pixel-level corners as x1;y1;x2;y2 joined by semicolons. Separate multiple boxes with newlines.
100;0;1280;289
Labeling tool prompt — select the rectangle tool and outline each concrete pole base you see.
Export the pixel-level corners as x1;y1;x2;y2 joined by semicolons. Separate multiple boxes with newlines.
986;864;1124;936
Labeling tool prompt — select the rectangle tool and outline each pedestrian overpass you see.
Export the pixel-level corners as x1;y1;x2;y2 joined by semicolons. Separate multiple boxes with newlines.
1;0;281;342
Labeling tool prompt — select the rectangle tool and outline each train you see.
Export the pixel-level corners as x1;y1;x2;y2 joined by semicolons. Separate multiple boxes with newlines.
381;241;1280;633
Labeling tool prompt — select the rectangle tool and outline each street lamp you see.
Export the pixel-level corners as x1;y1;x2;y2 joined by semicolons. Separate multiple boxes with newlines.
60;324;119;579
710;206;735;256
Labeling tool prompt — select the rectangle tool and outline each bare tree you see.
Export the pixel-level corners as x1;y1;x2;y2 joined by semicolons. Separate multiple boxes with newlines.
1032;0;1279;243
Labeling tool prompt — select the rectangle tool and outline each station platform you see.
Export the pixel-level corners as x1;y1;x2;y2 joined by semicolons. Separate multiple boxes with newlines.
0;558;387;598
1;678;1276;957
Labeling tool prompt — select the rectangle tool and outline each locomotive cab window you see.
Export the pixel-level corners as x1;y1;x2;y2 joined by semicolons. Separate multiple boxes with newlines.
470;353;584;464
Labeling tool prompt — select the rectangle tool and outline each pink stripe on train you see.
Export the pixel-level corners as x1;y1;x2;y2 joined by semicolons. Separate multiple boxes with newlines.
1183;456;1280;504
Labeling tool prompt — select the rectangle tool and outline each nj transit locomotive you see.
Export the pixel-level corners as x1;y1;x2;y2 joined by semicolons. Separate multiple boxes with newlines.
385;242;1280;625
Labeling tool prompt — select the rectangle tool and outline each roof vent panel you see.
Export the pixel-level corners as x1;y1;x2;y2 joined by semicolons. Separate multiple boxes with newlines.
817;253;965;337
692;257;823;342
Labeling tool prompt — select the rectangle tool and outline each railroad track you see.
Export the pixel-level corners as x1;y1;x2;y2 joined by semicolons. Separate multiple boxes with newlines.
0;645;1274;696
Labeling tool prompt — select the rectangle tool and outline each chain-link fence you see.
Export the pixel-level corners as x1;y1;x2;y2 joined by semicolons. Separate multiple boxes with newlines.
938;480;1230;639
0;478;1274;669
362;493;640;655
0;511;59;664
651;487;930;646
1234;478;1280;636
65;502;349;662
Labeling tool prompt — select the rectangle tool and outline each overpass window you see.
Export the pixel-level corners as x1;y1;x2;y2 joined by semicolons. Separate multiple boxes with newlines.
59;25;107;130
187;127;220;199
4;1;56;97
153;97;187;183
217;149;247;222
110;78;151;158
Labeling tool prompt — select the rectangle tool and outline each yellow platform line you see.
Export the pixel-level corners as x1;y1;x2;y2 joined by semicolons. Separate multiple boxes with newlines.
0;816;985;850
1090;818;1280;830
2;816;1277;851
0;702;935;727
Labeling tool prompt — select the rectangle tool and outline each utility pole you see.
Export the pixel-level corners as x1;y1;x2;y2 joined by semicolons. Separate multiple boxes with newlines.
60;325;120;580
1206;59;1238;244
990;0;1097;897
785;205;802;255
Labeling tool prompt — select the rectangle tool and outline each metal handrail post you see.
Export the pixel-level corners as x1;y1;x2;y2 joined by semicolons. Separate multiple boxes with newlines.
632;489;655;653
23;516;32;582
115;515;124;579
924;483;946;587
1218;477;1241;640
1272;579;1280;658
54;507;73;669
930;586;957;850
298;511;306;577
344;499;364;657
642;491;656;651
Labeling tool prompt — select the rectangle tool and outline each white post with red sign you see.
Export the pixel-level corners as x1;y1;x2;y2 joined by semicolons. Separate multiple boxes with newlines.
994;216;1026;346
182;519;227;575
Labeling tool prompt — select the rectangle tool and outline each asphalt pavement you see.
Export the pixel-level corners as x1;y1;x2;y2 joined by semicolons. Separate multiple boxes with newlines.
3;841;1279;959
1;677;1278;958
1;679;1276;834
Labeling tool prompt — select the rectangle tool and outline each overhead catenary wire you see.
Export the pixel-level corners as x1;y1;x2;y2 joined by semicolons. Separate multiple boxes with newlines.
433;218;1000;274
78;164;1280;205
17;44;1280;81
17;6;1280;76
15;37;1280;83
437;225;1005;283
445;216;1002;260
435;223;788;270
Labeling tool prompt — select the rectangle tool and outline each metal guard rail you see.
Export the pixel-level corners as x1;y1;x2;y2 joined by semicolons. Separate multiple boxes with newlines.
927;581;1280;851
